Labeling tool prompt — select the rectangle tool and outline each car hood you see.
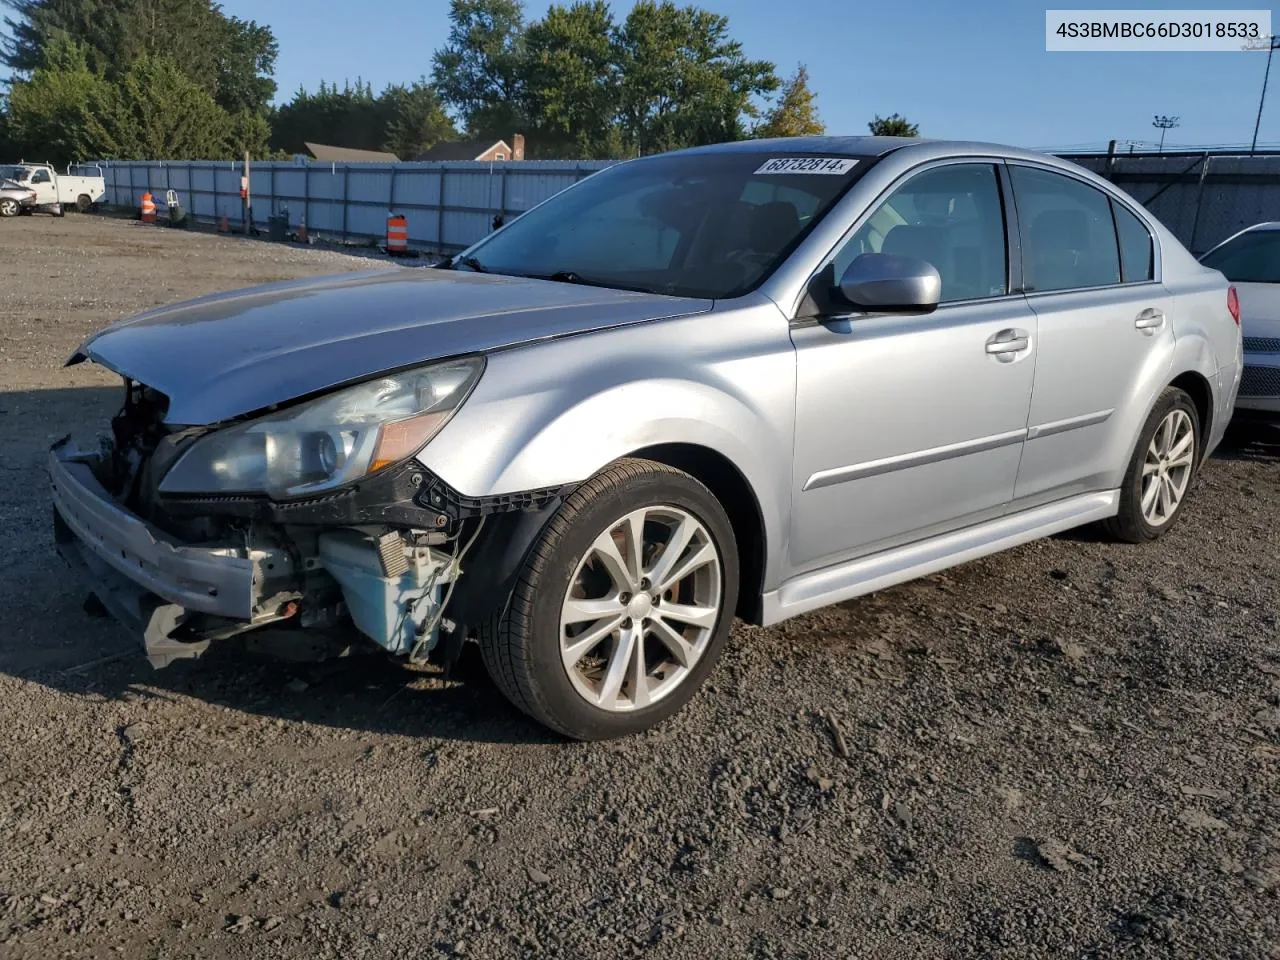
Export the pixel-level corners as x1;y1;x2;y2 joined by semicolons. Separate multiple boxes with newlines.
70;267;713;425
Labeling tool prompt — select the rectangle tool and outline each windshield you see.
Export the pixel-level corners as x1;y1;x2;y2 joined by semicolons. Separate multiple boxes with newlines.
456;152;869;298
1201;229;1280;284
0;166;30;182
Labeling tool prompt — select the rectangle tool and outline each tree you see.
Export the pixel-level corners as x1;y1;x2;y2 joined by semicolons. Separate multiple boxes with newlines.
431;0;527;138
754;64;823;138
868;113;919;137
2;0;277;114
381;80;456;159
88;54;232;158
269;79;456;158
521;1;623;158
613;1;779;155
210;14;278;115
4;36;109;163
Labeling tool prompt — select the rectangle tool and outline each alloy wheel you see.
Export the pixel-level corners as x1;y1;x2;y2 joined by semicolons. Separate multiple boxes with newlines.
560;505;722;712
1140;408;1195;527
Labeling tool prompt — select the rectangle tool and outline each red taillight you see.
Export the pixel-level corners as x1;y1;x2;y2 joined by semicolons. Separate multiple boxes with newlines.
1227;285;1240;325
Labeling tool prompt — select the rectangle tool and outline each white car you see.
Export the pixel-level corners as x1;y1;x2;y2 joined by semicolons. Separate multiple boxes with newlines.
1201;223;1280;420
0;162;105;215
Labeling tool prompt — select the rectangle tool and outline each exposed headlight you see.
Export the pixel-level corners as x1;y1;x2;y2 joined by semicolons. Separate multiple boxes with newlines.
159;357;483;498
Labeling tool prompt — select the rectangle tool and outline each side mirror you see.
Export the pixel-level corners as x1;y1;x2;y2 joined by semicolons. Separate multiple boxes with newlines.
834;252;941;313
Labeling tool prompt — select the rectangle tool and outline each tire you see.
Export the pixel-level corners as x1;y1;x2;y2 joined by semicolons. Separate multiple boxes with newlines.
1104;386;1200;543
479;457;739;740
0;198;18;218
75;194;92;213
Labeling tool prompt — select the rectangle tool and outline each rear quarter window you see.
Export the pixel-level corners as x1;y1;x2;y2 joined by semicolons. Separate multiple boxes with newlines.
1112;201;1154;283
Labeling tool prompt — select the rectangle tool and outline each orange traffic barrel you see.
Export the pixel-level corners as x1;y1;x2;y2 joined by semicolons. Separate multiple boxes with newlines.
386;213;408;254
140;192;156;223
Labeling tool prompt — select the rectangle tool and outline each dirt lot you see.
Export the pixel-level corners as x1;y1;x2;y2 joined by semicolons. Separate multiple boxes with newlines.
2;215;1279;959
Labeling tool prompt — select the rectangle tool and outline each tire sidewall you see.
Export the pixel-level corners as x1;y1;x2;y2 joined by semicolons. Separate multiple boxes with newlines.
1122;389;1200;538
521;469;739;739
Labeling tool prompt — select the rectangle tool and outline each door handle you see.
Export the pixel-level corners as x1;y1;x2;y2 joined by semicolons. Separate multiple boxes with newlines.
985;328;1030;361
1134;308;1165;332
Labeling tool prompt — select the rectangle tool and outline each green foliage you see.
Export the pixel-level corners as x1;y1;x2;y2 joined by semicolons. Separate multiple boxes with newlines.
381;80;456;160
268;79;456;158
429;0;780;158
2;0;799;163
1;0;276;160
612;1;778;155
87;54;232;159
521;1;623;158
431;0;527;140
755;64;823;139
868;113;919;137
4;37;107;162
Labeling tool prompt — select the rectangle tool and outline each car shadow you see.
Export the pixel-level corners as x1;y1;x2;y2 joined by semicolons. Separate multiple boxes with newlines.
0;385;555;746
1213;419;1280;463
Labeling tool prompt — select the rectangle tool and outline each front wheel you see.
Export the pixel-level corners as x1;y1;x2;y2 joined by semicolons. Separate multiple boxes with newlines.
480;458;739;740
0;198;18;217
1104;386;1200;543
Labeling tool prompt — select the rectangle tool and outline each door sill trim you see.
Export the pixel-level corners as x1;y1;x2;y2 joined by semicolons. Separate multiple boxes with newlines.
761;490;1119;626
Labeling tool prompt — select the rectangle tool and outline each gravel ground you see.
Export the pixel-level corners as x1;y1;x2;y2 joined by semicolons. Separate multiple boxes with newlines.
2;215;1279;959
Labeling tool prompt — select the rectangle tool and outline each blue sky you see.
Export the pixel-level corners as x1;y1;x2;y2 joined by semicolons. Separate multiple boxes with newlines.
217;0;1279;151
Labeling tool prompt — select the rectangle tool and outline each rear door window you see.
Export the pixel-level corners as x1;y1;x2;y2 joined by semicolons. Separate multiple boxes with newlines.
1010;165;1121;293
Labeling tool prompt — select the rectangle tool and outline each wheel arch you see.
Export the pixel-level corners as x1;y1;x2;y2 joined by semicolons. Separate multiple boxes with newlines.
1169;369;1213;458
627;442;768;625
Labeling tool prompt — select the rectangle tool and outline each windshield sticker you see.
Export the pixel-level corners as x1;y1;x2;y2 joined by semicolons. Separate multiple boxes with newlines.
754;157;859;175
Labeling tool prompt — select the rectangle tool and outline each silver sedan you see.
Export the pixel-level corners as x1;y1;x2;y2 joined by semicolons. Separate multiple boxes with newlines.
50;137;1242;739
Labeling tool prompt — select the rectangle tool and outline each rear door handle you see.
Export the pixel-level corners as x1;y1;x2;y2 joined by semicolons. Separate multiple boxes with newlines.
986;328;1030;362
1135;308;1165;333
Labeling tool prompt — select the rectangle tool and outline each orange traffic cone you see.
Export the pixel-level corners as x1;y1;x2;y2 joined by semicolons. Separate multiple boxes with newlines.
218;215;229;233
140;192;156;223
297;217;308;243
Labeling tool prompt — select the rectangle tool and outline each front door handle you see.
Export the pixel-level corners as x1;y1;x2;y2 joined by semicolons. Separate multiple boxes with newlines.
985;328;1030;362
1135;308;1165;333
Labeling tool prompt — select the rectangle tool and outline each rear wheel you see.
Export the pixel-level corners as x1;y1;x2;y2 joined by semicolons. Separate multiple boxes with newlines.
479;458;739;740
0;198;18;217
1104;386;1200;543
75;194;92;213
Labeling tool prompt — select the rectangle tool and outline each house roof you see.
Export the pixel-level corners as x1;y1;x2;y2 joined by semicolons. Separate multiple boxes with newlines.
304;142;400;163
412;139;510;162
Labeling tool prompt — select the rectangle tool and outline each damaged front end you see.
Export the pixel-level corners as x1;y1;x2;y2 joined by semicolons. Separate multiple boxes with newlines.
49;372;506;670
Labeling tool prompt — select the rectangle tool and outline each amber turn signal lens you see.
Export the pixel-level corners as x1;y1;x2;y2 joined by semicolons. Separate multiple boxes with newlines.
369;411;450;473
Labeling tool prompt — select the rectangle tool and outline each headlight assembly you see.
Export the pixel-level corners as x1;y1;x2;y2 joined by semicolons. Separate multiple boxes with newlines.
159;357;483;499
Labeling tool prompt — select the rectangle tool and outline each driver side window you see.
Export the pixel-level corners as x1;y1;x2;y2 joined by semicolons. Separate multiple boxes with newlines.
831;163;1009;303
30;170;50;184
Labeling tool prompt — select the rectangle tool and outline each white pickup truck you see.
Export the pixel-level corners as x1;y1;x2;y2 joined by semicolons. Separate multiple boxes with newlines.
0;162;106;215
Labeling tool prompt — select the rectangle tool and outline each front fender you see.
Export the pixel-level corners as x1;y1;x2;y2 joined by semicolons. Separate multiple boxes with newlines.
416;304;797;590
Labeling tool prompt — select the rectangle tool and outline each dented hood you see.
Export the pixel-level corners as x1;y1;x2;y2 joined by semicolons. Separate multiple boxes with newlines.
71;267;712;425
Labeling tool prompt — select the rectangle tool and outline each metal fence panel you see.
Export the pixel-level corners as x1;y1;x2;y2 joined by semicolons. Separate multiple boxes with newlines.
90;158;614;252
94;151;1280;256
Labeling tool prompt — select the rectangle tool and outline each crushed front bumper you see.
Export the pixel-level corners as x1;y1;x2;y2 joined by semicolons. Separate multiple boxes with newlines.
49;442;295;667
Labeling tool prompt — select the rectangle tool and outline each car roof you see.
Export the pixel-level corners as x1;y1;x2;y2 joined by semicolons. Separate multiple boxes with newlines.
652;136;1101;170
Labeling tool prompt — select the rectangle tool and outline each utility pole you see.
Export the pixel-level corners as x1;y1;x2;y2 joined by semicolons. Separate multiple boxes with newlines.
1152;115;1180;152
1251;35;1280;155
